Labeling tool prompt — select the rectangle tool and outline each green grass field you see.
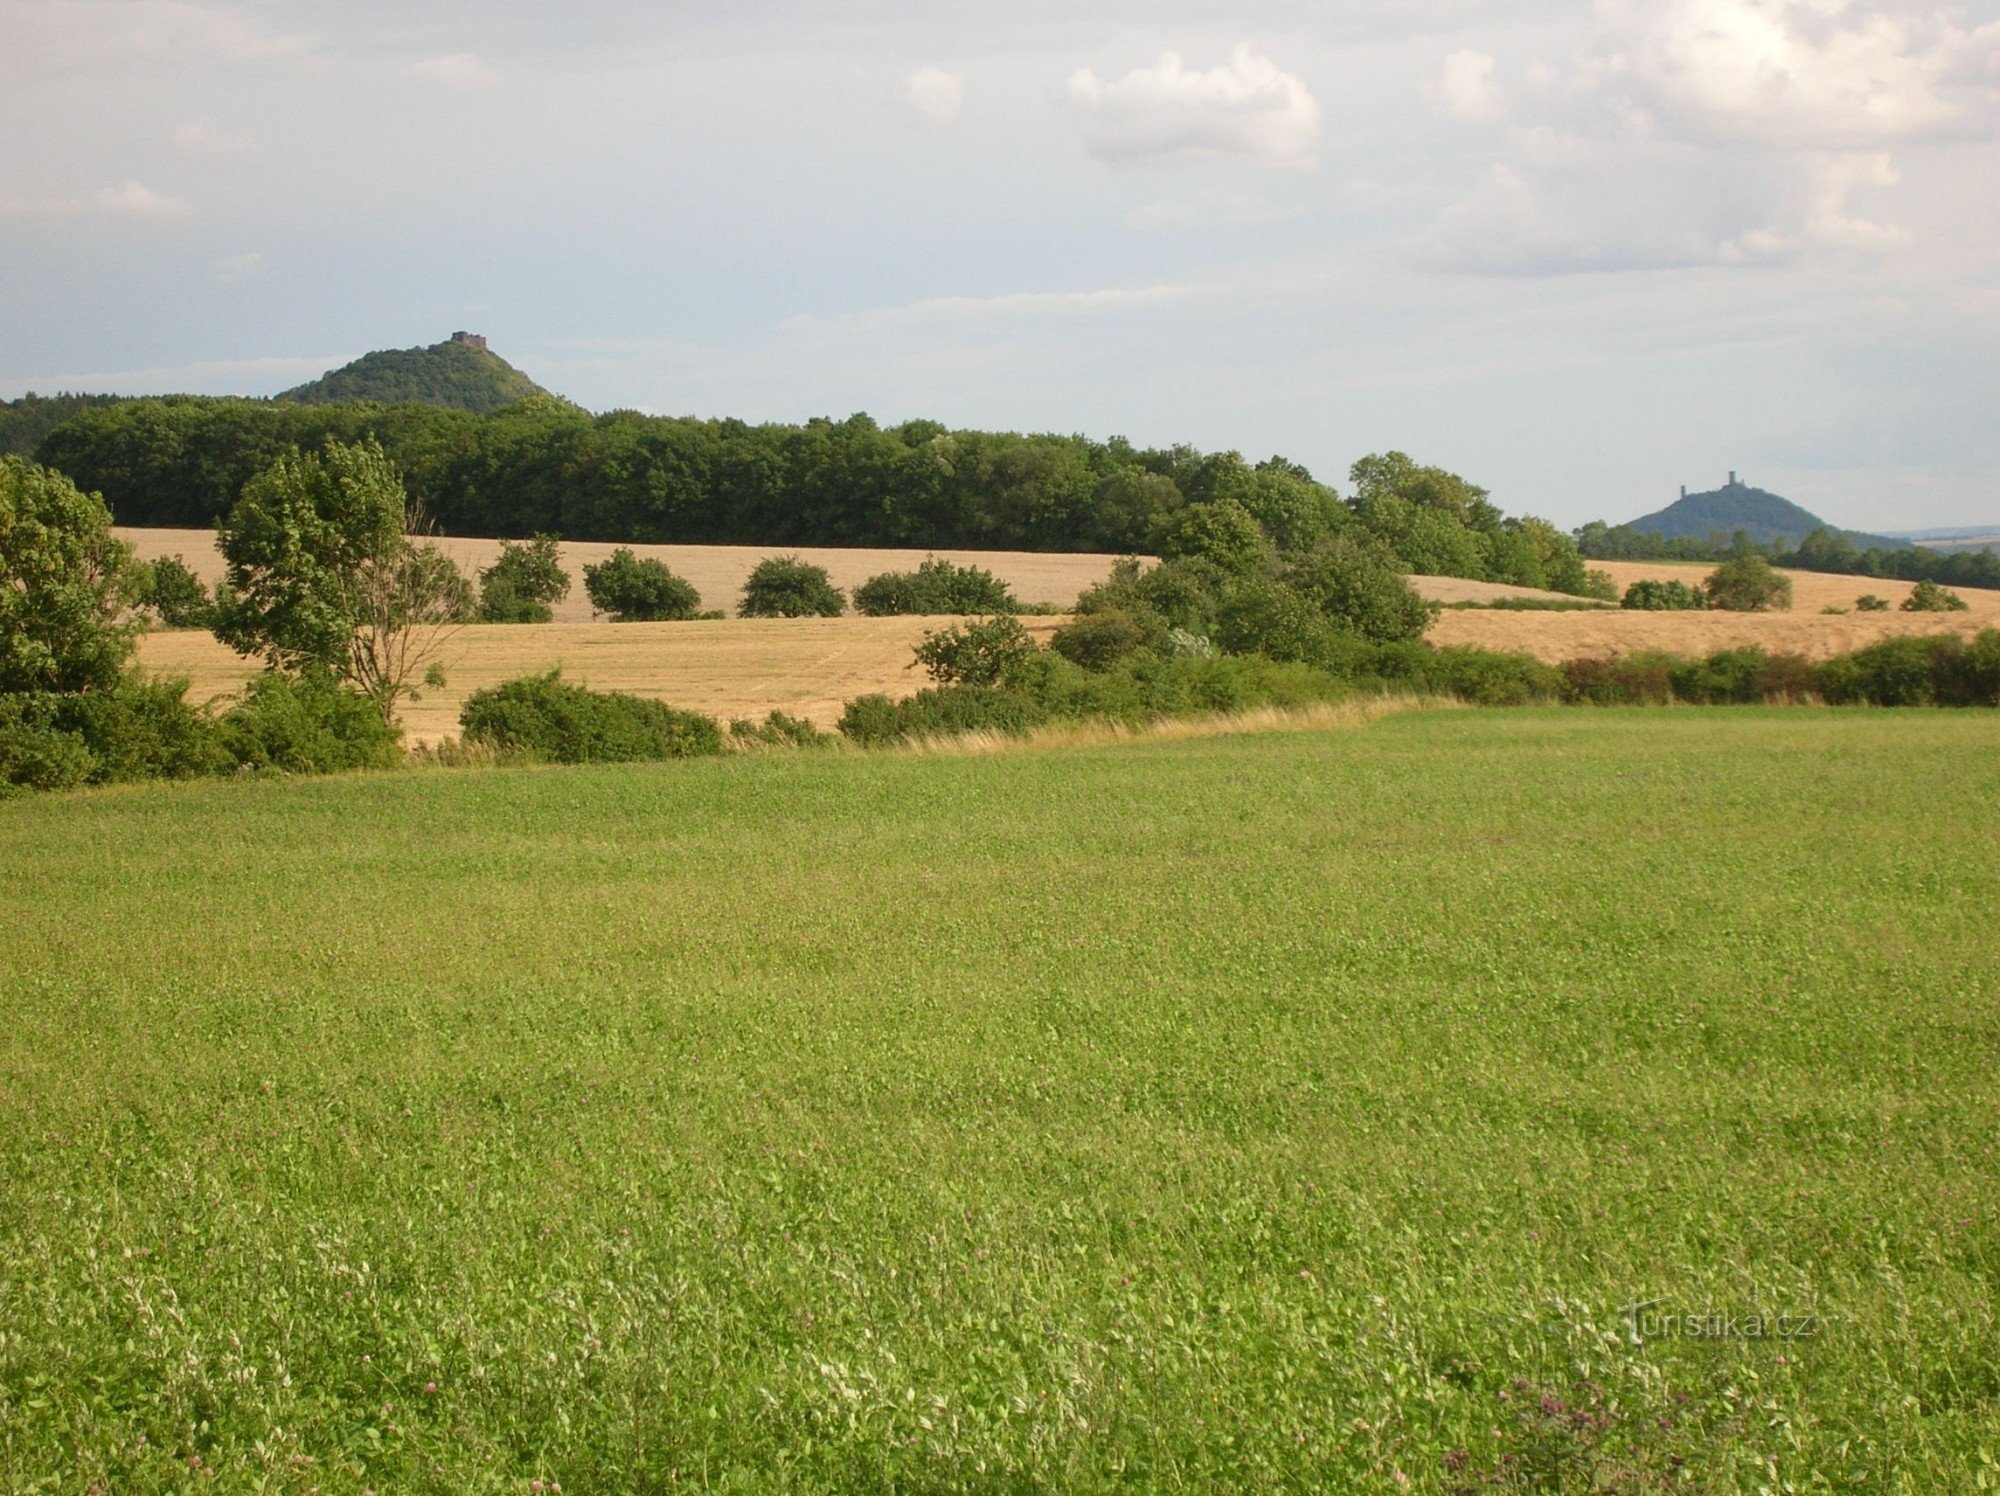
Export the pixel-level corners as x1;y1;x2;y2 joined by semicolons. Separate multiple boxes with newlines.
3;709;1997;1491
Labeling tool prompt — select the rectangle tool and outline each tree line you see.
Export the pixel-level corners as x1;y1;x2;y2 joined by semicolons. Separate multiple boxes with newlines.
31;395;1596;593
1577;519;2000;590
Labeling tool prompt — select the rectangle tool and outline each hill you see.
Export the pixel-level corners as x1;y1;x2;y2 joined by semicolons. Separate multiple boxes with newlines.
275;332;545;414
1626;473;1900;550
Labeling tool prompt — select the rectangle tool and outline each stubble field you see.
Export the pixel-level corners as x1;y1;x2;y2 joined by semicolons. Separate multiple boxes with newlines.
2;709;1996;1490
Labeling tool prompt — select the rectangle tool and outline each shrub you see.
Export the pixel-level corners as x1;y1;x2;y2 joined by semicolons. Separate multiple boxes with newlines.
1151;499;1270;576
1560;653;1676;705
1901;580;1969;613
459;672;723;763
582;549;703;622
1412;647;1564;706
1580;568;1620;602
1621;579;1708;611
1211;580;1349;666
913;616;1035;686
1284;534;1431;643
852;557;1017;616
1050;609;1152;671
1855;594;1891;612
0;678;229;792
1816;636;1952;707
837;685;1048;746
479;535;570;623
217;670;405;774
740;555;844;617
136;555;214;629
1704;555;1793;612
729;711;835;748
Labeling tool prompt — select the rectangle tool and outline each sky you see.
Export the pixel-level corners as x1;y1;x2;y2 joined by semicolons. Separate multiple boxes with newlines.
3;0;1998;530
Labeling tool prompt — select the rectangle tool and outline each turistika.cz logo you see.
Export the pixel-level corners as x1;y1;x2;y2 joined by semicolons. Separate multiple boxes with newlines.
1619;1300;1821;1343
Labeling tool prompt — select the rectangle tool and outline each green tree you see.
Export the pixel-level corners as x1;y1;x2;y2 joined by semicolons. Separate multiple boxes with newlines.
216;439;473;721
913;616;1035;686
1152;499;1270;576
852;556;1017;616
1704;555;1793;612
478;534;571;623
0;456;138;695
1284;533;1432;644
740;555;845;617
581;549;703;621
1901;580;1969;613
135;555;214;629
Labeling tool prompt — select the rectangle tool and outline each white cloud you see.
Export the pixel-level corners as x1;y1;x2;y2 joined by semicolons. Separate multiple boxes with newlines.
407;52;503;90
174;120;256;156
214;250;266;283
1424;0;1987;274
902;67;965;121
1582;0;2000;150
4;1;311;78
1432;48;1507;124
0;180;192;220
1065;44;1322;164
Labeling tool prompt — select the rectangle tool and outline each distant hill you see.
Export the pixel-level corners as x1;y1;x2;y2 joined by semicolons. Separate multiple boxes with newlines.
276;333;544;415
1625;474;1901;550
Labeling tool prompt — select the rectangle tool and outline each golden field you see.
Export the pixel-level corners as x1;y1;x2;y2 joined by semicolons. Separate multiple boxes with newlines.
126;532;2000;740
116;528;1127;621
1432;560;2000;663
139;616;1069;746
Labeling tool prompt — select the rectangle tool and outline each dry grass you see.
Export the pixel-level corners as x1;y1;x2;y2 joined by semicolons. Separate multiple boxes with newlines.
138;615;1071;746
894;694;1453;758
1408;576;1598;606
1434;559;2000;662
116;528;1130;619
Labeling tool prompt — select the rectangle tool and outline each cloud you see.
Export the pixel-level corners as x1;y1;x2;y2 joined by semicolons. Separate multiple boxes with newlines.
1432;48;1507;124
4;1;311;78
407;52;503;90
902;67;965;122
1065;43;1322;164
1581;0;2000;150
782;282;1197;336
0;180;192;220
214;251;266;283
1423;0;1985;274
174;120;256;156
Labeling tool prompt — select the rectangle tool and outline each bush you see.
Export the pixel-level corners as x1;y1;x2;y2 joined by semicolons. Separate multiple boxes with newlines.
1151;500;1270;576
729;711;835;749
136;555;214;629
582;548;703;622
459;672;723;762
480;535;569;623
852;557;1017;616
740;556;844;617
1621;579;1708;611
1855;594;1891;612
1580;568;1620;602
837;685;1048;746
1704;555;1793;612
217;670;405;774
1901;580;1968;613
913;616;1035;686
1283;534;1431;643
1050;609;1153;671
0;678;228;792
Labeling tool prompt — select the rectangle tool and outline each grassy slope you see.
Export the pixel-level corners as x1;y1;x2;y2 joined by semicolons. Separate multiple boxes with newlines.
2;710;1997;1491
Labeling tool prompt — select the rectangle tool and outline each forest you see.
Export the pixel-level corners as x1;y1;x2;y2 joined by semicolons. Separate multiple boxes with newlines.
29;395;1595;592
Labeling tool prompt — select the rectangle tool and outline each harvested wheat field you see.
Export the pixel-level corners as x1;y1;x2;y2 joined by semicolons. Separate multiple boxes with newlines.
116;528;1129;620
138;616;1068;746
1434;559;2000;662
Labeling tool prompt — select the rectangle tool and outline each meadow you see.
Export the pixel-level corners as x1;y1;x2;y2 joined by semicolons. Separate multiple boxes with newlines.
2;708;1998;1491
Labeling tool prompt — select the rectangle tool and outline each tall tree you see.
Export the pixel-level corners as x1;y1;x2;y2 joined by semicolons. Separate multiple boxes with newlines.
216;439;472;721
0;456;138;695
